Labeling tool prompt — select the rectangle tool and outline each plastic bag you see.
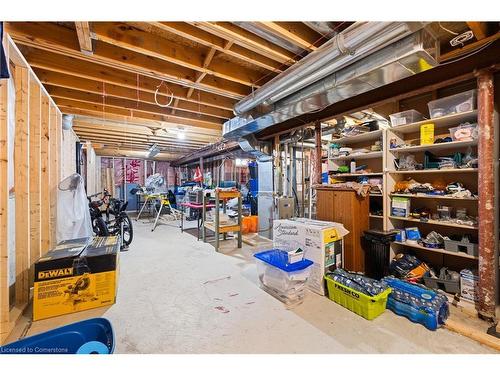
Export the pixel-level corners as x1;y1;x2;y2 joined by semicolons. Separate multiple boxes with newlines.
57;174;93;242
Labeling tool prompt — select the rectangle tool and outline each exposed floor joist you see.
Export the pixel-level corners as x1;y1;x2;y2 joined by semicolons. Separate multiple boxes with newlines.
74;22;93;55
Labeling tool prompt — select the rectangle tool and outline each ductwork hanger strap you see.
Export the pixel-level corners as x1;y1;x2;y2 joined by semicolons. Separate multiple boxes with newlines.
336;33;355;56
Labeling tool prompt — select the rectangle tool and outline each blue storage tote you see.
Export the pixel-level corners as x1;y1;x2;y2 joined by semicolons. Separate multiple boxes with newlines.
254;249;313;307
1;318;114;354
382;277;449;330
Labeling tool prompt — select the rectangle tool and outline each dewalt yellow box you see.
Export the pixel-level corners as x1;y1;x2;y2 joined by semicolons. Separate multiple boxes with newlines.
33;236;120;321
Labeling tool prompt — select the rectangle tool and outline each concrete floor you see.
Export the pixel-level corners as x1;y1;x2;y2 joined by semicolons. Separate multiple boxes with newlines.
8;215;497;353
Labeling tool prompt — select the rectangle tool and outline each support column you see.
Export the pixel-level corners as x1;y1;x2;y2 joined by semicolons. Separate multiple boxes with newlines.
476;68;498;319
313;121;322;186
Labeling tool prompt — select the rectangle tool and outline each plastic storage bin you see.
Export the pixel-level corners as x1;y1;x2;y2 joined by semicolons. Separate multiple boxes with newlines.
444;239;478;257
423;276;460;294
449;123;478;141
389;110;425;126
383;277;449;331
324;275;391;320
254;249;313;307
427;89;477;119
0;318;114;354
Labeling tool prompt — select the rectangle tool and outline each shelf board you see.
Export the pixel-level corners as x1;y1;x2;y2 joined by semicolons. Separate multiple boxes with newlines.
329;151;383;161
331;172;383;177
390;193;478;201
370;193;383;197
389;168;478;174
389;139;477;153
369;214;384;219
204;222;241;233
389;216;477;230
331;129;383;145
390;110;477;134
392;241;478;260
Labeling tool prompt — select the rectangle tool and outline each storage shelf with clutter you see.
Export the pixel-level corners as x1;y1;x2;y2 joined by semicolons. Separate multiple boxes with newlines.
384;86;480;292
325;117;387;231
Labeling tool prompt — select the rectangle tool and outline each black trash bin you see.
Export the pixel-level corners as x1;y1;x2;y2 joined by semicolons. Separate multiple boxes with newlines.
363;229;398;279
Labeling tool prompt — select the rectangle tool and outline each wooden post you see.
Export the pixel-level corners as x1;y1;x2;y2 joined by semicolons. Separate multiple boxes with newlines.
14;66;30;306
49;105;58;247
29;75;41;284
40;93;51;255
476;68;498;319
0;49;10;344
313;121;322;186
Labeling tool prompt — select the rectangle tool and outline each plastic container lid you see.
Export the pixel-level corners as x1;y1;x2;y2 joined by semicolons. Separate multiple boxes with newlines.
254;249;313;272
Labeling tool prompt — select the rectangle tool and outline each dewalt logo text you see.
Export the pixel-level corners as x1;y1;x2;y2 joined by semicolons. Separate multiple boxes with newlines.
38;268;73;280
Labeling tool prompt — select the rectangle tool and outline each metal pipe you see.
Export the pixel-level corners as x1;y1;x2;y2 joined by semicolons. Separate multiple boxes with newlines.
476;68;498;319
234;22;426;115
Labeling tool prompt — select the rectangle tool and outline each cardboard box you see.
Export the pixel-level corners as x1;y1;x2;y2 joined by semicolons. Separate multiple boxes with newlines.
391;197;411;217
273;218;348;295
33;236;120;321
460;269;479;302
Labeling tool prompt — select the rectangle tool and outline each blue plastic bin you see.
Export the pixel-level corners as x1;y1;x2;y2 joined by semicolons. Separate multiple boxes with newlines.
0;318;114;354
382;277;449;331
254;249;313;307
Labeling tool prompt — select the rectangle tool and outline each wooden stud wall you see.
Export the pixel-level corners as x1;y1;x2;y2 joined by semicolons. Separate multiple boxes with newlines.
0;36;63;344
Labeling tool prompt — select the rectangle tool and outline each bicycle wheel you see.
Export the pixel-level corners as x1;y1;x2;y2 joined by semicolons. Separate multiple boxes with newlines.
121;213;134;246
93;217;110;236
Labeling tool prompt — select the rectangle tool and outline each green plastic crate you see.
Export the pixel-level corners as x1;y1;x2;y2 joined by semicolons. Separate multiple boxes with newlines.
324;275;391;320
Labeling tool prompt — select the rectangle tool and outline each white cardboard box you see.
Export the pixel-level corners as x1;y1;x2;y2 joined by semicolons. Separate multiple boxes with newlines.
460;269;479;302
273;218;348;295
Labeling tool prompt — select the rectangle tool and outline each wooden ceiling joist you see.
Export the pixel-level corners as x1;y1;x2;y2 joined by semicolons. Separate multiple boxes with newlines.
73;123;214;144
466;22;488;40
256;22;320;51
6;22;248;99
91;22;266;88
74;22;93;55
190;22;298;65
46;85;225;126
95;148;177;160
56;99;221;133
73;134;200;151
149;22;286;73
32;67;236;112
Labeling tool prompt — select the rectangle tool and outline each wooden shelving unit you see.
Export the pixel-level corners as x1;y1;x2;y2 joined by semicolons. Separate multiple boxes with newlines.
327;129;385;230
392;241;478;260
385;108;479;262
202;190;242;252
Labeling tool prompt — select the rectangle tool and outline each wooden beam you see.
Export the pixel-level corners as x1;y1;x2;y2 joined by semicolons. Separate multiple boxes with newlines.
92;22;264;87
466;22;488;40
0;48;10;343
33;67;236;112
148;22;286;72
256;22;319;51
73;130;205;148
14;66;30;306
49;105;58;248
45;85;226;125
95;148;178;160
54;97;223;132
73;136;200;153
72;119;218;142
40;93;51;255
191;22;297;64
74;22;93;55
29;75;42;284
7;22;249;100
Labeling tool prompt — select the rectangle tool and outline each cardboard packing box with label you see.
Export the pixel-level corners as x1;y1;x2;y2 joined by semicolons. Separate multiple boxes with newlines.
273;218;348;295
33;236;120;321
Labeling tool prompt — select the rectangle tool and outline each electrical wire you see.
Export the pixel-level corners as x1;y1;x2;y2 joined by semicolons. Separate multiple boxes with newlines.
438;22;459;36
154;80;174;108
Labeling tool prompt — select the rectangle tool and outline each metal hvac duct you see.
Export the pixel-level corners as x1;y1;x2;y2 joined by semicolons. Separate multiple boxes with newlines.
224;28;439;140
234;22;428;115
